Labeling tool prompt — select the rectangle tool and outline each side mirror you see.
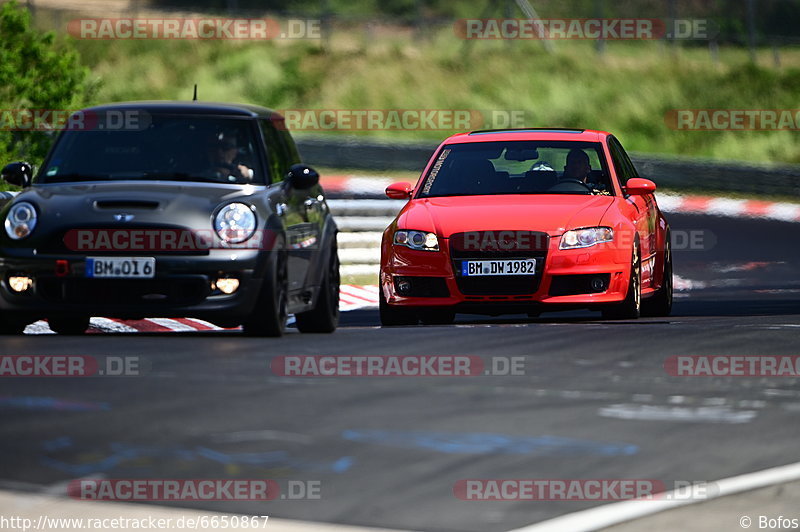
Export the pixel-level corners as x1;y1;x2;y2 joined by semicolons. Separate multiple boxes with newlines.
286;164;319;190
2;162;32;188
624;177;656;196
385;182;413;199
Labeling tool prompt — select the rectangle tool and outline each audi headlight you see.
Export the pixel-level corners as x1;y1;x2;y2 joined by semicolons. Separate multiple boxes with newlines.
215;203;256;243
4;202;38;240
560;227;613;250
394;230;439;251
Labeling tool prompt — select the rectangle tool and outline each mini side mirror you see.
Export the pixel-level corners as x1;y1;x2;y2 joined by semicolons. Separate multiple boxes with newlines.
286;164;320;190
2;162;32;188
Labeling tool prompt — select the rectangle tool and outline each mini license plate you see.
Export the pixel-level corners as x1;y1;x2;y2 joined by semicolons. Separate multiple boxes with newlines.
86;257;155;279
460;259;536;276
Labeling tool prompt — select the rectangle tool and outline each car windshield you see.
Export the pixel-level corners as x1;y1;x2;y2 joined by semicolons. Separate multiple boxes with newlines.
37;114;265;185
417;140;612;198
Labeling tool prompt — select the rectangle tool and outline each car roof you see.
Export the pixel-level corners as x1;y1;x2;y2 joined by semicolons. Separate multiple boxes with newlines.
79;101;283;119
442;128;610;144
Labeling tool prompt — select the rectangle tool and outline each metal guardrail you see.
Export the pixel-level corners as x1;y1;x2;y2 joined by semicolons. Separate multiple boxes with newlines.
296;135;800;197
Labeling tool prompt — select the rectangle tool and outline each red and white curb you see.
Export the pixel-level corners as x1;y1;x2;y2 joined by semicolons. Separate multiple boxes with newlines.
657;193;800;223
23;285;379;334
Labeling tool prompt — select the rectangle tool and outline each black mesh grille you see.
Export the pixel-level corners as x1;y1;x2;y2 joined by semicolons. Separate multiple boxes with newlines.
549;274;611;296
37;277;210;305
393;276;449;298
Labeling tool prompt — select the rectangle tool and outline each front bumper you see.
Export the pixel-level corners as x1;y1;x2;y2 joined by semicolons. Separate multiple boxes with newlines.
0;248;268;322
381;236;632;312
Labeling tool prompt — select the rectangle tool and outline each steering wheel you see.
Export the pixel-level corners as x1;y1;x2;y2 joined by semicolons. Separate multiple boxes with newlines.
548;179;593;193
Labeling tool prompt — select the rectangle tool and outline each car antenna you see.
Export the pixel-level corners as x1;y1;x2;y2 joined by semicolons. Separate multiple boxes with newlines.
192;84;198;101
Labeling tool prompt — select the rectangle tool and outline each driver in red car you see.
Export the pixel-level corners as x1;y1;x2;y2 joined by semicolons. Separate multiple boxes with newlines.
562;148;591;182
562;148;609;195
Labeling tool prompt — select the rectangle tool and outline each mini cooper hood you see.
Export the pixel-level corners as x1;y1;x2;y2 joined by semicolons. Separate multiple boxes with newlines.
398;194;615;237
17;181;261;223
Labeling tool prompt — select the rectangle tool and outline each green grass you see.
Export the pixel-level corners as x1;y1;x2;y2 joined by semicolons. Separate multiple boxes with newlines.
67;29;800;166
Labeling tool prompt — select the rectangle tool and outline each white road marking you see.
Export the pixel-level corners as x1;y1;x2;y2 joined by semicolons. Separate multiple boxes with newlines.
507;461;800;532
598;404;757;424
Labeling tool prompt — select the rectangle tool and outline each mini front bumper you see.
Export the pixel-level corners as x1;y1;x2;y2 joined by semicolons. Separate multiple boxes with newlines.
0;248;268;322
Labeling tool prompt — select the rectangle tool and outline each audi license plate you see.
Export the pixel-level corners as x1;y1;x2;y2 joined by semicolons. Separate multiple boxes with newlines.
86;257;155;279
461;259;536;276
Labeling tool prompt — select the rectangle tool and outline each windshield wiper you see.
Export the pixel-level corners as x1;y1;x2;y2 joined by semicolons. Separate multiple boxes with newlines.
42;173;113;183
138;172;224;183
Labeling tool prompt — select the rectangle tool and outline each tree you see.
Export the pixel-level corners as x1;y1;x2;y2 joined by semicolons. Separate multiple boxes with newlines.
0;1;92;170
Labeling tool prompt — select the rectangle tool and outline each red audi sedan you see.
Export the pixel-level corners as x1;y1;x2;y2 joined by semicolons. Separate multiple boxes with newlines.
379;128;672;325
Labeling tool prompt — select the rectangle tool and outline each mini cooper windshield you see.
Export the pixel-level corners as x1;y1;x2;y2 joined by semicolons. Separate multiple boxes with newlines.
418;141;613;197
38;116;266;185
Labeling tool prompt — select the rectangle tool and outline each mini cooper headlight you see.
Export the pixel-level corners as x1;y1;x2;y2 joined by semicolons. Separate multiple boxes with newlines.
560;227;614;250
215;203;256;244
4;202;38;240
394;230;439;251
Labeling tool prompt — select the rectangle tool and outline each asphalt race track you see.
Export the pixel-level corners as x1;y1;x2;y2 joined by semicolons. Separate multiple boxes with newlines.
1;211;799;532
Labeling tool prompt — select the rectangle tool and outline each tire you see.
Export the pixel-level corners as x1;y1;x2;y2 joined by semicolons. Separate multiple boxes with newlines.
602;242;641;320
642;237;673;317
48;316;90;335
295;246;340;333
418;308;455;325
0;313;27;335
242;246;288;337
379;288;418;326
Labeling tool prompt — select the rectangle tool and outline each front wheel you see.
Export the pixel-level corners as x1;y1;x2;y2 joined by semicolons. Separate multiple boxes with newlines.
0;312;27;335
418;308;455;325
242;248;288;337
602;242;641;320
48;316;90;335
379;288;418;326
642;237;673;317
295;246;340;333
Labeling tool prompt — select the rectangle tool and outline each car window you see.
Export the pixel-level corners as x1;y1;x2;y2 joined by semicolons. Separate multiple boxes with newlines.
417;141;612;198
608;136;639;186
260;118;298;185
38;115;265;185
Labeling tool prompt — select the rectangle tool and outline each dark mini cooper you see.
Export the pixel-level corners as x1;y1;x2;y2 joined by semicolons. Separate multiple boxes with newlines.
0;102;339;336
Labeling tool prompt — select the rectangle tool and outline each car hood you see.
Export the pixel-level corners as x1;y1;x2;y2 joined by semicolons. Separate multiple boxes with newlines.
15;181;262;224
2;181;266;249
398;194;616;237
